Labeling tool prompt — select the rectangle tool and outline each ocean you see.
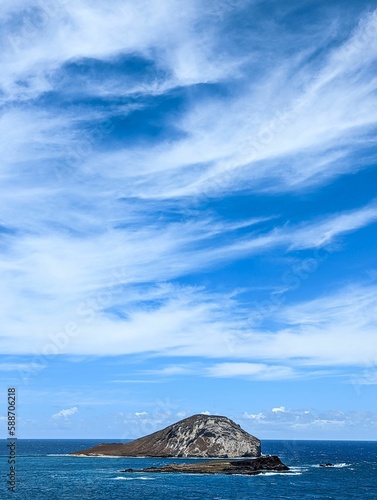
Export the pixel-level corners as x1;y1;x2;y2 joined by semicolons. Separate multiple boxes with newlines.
2;439;376;499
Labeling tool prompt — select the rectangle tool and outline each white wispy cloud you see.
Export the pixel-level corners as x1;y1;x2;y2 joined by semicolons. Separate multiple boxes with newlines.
0;0;235;105
80;8;377;201
210;202;377;260
0;362;39;371
134;411;148;417
168;283;377;370
2;3;377;197
52;406;78;419
0;1;376;379
1;231;377;371
206;363;296;381
241;407;377;437
271;406;287;413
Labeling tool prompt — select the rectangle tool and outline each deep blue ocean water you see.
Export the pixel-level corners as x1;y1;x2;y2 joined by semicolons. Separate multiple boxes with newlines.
1;439;376;499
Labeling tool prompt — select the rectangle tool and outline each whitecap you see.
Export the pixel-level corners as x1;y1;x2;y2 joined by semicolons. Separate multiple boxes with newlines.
314;463;351;468
260;472;302;476
47;454;71;457
112;476;156;481
71;454;124;458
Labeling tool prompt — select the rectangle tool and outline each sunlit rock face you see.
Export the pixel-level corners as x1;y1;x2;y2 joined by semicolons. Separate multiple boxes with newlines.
72;414;261;458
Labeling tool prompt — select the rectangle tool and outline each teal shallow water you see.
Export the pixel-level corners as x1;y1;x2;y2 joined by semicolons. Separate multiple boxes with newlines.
2;440;376;499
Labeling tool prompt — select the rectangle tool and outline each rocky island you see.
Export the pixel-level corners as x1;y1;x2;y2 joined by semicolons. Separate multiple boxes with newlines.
72;414;261;458
71;414;289;475
122;455;289;476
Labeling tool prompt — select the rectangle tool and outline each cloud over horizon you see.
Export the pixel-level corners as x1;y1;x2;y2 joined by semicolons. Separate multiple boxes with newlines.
52;406;78;419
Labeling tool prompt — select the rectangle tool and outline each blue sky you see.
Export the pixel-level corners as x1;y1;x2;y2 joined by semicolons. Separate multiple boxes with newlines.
0;0;377;440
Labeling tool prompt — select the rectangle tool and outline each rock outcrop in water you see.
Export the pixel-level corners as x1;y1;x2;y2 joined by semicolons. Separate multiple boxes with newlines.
122;455;289;476
71;414;261;458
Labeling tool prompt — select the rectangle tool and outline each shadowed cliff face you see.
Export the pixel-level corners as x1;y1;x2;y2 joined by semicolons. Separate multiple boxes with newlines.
72;414;261;458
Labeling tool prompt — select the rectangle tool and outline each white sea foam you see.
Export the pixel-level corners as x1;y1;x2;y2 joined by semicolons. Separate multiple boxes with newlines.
47;453;116;458
313;463;351;468
47;454;72;457
113;476;156;481
260;472;303;477
70;454;124;458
